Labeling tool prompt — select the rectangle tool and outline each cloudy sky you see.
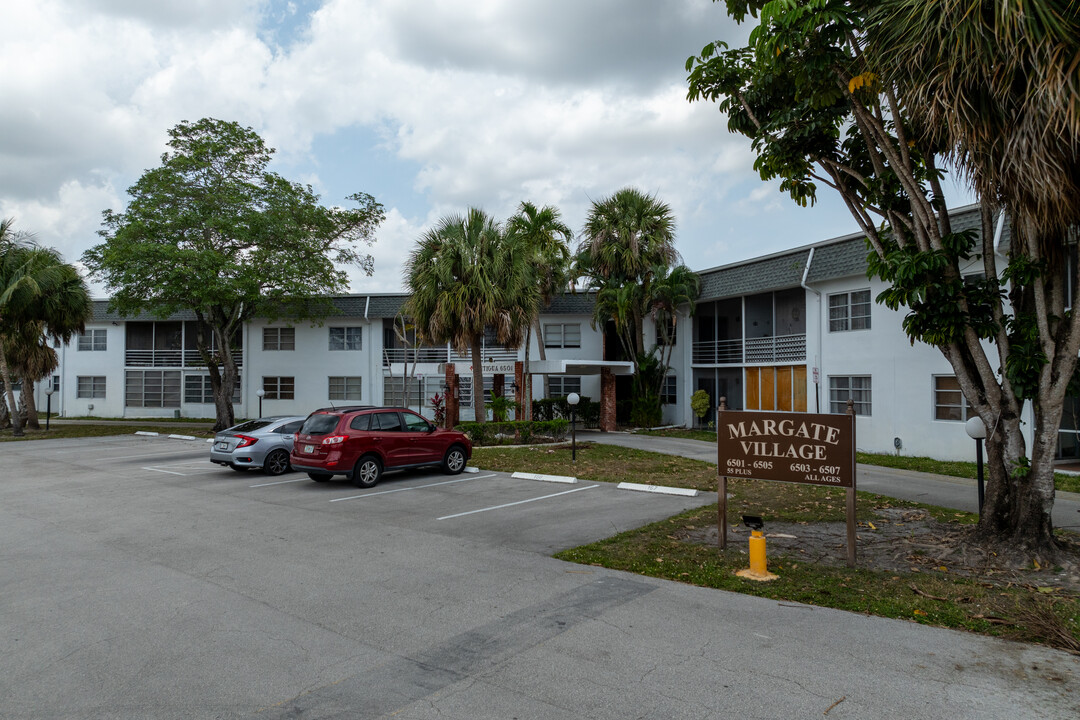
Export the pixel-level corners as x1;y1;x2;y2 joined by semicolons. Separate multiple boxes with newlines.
2;0;974;296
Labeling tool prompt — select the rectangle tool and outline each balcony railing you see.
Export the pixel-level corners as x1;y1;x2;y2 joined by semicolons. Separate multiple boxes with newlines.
693;334;805;365
125;349;244;368
383;345;519;367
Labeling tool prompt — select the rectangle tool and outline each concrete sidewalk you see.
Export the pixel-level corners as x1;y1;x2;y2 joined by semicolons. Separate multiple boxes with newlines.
580;429;1080;531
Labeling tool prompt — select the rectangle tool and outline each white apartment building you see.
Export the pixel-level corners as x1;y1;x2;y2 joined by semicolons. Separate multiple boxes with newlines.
40;204;1062;462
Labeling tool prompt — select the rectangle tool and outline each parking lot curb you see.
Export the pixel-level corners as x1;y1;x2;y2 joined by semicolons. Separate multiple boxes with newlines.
134;431;159;437
168;434;198;441
617;482;699;497
511;471;578;484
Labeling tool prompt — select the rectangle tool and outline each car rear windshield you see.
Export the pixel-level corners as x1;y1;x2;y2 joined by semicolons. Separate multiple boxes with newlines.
229;420;273;433
300;414;340;436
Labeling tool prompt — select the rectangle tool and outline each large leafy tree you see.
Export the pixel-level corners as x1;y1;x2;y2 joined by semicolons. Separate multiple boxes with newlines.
0;219;90;436
84;118;384;431
404;208;539;423
687;1;1080;562
506;201;573;408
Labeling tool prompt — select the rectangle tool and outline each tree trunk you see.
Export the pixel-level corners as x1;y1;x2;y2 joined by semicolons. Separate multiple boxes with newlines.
0;349;23;436
534;318;550;399
471;337;486;423
22;374;40;430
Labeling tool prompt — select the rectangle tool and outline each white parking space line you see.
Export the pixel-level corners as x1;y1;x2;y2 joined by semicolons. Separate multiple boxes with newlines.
329;474;495;503
437;484;600;520
81;449;209;461
249;477;309;488
142;465;221;476
142;466;188;476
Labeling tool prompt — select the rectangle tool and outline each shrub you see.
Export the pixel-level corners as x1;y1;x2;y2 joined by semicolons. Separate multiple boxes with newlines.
456;418;569;446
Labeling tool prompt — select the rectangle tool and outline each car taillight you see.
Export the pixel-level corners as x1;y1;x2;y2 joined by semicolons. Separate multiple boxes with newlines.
235;435;258;448
322;435;346;445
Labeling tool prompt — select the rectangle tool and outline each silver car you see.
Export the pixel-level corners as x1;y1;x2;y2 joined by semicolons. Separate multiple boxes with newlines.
210;416;307;476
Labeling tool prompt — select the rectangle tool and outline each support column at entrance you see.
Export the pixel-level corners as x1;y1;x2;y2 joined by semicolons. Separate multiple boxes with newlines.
444;363;460;429
600;367;616;432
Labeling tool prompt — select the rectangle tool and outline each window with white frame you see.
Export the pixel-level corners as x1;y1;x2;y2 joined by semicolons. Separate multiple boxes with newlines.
384;376;439;407
77;328;107;351
660;374;677;404
125;370;181;407
933;376;975;421
655;317;677;346
829;375;871;415
548;376;582;398
262;327;295;351
544;323;581;348
262;376;295;400
184;374;241;404
828;290;871;332
329;376;363;401
329;327;363;351
76;376;106;399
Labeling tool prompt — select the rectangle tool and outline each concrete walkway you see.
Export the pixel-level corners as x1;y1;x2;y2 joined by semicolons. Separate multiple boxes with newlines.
580;429;1080;531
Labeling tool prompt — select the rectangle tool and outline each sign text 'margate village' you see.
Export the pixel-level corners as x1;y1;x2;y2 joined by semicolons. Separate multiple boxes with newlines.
716;410;855;488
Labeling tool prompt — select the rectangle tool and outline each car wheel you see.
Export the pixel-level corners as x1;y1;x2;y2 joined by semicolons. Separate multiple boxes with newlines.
353;455;382;488
442;445;467;475
230;464;248;472
263;449;290;476
308;472;332;482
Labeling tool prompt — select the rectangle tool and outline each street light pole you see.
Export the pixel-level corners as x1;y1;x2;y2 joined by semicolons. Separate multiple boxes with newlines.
567;392;580;464
44;387;54;431
256;387;265;418
965;417;987;513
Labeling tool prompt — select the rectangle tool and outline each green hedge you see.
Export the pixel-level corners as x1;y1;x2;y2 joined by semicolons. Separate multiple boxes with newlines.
456;419;569;446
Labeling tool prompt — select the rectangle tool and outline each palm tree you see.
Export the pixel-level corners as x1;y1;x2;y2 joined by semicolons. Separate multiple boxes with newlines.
647;264;701;398
0;219;90;436
506;201;573;408
866;1;1080;243
404;208;539;423
578;187;679;355
4;322;59;430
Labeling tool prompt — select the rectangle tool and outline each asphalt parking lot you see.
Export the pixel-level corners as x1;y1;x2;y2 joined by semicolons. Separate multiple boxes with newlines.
3;434;1078;719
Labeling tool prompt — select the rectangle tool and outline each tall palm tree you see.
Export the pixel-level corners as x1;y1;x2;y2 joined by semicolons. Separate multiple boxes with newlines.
647;264;701;398
404;208;539;423
506;201;573;407
578;187;679;355
0;219;90;436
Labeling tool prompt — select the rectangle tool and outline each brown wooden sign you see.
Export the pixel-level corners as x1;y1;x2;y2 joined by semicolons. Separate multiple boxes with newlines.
716;408;858;567
717;410;855;488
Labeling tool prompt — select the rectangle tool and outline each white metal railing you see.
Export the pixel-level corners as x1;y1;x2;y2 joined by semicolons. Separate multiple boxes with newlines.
383;346;450;365
693;334;805;365
125;349;243;368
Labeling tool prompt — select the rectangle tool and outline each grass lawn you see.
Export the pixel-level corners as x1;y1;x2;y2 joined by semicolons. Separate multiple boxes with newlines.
473;442;1080;653
641;428;1080;494
0;423;215;442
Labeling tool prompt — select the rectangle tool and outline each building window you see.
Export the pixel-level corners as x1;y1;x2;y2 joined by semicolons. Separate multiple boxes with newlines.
263;327;295;351
829;376;871;415
52;375;60;392
383;376;439;407
544;323;581;348
77;328;107;351
548;376;582;398
828;290;871;332
184;374;241;404
934;376;975;421
328;326;363;351
660;375;677;404
329;376;363;401
125;370;181;408
262;376;295;400
76;376;106;399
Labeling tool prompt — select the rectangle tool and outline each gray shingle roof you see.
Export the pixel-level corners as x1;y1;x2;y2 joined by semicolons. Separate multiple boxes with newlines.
698;249;812;301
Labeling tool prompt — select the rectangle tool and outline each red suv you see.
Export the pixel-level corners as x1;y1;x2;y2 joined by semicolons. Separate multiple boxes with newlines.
290;406;472;488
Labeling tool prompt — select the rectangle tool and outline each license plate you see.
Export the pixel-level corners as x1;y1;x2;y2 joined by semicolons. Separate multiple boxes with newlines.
216;442;229;450
304;445;314;453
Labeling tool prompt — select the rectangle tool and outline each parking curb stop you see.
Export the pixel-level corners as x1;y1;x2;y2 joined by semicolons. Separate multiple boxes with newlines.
134;431;159;437
512;471;578;484
617;482;699;497
168;434;198;441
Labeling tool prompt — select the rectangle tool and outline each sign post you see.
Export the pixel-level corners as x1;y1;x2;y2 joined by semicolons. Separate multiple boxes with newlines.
717;408;858;566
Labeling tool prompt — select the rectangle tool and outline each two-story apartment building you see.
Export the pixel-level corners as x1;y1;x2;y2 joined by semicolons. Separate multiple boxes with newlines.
39;203;1059;462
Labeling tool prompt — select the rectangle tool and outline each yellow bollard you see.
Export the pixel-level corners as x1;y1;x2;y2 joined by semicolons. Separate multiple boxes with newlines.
736;529;778;582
